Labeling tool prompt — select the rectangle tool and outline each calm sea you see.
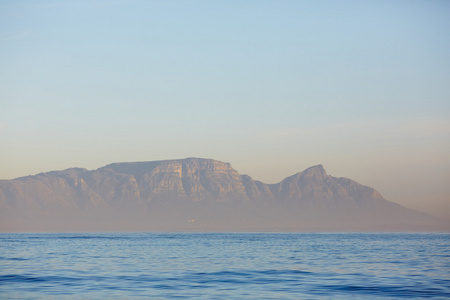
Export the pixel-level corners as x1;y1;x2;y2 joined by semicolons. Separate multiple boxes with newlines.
0;233;449;299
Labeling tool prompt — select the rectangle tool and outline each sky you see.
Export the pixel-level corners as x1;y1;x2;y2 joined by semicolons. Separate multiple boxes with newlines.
1;0;449;219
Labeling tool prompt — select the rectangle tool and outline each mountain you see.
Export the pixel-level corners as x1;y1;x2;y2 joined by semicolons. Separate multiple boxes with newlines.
0;158;446;232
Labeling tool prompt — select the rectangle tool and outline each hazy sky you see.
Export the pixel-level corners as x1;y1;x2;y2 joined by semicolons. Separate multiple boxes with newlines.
1;0;449;218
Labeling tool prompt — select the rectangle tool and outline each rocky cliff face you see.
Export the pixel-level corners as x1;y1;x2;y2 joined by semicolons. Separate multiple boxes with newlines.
100;158;248;202
0;158;446;232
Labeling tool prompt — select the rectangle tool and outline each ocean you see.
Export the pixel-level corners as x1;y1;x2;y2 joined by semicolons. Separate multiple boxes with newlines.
0;233;449;299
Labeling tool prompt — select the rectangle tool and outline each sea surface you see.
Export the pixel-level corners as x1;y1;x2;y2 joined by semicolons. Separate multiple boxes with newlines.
0;233;449;299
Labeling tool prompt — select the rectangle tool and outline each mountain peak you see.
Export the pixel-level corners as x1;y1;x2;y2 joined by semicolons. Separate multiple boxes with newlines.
300;164;327;179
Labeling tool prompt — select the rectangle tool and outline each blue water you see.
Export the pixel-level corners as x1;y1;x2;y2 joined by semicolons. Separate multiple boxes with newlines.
1;233;449;299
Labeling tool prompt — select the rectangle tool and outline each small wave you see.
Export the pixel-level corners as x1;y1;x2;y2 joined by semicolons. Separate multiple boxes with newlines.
0;256;28;261
317;284;450;298
0;274;46;283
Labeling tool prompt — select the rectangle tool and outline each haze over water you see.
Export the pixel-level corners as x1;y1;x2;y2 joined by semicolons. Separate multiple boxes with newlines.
1;233;449;299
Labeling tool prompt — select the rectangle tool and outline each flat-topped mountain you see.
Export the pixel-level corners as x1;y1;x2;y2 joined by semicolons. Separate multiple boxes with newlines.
0;158;446;232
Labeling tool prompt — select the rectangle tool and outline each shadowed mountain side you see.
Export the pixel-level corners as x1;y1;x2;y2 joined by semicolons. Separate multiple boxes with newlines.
0;158;447;232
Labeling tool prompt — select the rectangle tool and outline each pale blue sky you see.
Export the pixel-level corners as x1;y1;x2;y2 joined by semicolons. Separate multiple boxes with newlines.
1;0;449;218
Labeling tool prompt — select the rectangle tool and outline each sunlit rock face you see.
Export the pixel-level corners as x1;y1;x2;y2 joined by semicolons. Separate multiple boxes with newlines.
0;158;447;232
101;158;248;202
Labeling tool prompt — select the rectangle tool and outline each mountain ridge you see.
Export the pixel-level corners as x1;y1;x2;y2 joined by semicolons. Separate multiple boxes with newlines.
0;158;447;232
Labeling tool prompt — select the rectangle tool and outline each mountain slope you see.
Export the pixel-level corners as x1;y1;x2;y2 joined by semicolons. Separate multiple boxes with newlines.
0;158;446;232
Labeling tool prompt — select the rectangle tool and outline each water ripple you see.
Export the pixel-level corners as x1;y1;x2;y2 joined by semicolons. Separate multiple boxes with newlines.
1;233;449;299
